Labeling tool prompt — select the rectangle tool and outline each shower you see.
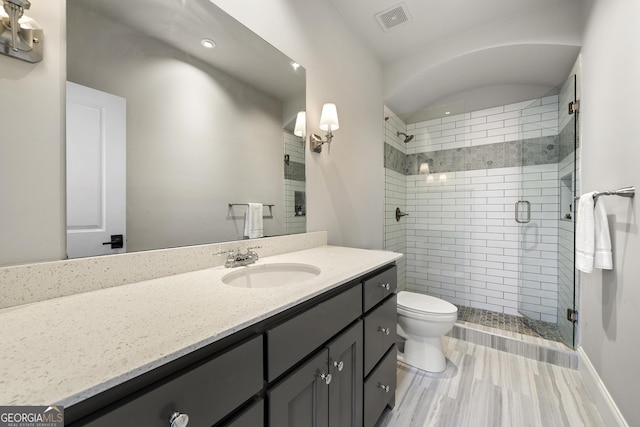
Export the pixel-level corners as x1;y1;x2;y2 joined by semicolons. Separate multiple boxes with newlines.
383;76;579;349
397;131;414;143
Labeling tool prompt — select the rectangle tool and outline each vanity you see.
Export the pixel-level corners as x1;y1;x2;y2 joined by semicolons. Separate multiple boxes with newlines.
0;244;401;427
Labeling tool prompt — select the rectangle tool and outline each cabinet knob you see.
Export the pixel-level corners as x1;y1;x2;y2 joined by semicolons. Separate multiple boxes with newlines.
169;412;189;427
380;283;390;290
333;360;344;372
319;372;332;385
379;326;390;335
379;383;390;393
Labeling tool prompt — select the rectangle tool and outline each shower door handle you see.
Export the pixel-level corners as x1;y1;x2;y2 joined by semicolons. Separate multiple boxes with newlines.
515;201;531;223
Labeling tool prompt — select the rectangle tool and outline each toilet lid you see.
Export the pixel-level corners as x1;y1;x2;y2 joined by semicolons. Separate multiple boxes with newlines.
397;291;458;315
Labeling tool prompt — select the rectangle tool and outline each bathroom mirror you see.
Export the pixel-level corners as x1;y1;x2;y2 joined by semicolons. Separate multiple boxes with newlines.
65;0;306;258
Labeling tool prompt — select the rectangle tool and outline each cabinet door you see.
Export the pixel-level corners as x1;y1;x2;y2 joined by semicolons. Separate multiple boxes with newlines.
327;320;363;427
268;349;330;427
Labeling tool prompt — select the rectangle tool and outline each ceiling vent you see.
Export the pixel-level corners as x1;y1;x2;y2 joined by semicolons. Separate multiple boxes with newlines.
375;2;411;32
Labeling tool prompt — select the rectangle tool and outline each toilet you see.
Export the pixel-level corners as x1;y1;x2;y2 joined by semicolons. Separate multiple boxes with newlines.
397;291;458;373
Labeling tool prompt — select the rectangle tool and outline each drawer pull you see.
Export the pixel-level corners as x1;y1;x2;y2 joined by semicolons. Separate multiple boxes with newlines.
380;283;390;290
379;383;390;393
319;372;332;385
169;412;189;427
333;360;344;372
379;327;391;335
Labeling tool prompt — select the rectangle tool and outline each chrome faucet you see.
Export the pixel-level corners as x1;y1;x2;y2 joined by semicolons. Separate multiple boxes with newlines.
221;246;261;268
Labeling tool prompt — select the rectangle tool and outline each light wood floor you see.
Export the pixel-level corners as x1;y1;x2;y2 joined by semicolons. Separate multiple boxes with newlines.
378;337;604;427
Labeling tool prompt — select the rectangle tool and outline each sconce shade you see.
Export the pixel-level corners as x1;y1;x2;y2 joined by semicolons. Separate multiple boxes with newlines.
319;103;339;132
294;111;306;137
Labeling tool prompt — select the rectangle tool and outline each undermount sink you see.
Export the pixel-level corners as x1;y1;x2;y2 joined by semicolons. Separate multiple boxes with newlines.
221;263;321;288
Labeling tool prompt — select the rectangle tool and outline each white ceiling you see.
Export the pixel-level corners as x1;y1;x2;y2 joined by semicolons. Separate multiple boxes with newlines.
330;0;583;116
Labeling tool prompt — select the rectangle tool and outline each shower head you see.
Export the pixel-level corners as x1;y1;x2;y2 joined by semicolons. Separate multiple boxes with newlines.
397;131;414;143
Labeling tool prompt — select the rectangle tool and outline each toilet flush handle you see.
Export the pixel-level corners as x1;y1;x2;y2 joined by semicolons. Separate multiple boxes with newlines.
380;283;390;290
379;326;391;335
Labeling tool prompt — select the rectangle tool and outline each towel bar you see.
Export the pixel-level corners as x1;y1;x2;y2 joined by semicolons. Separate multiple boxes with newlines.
228;203;275;208
574;186;635;202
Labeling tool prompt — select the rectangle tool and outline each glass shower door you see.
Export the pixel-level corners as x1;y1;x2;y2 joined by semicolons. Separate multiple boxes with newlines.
516;75;577;348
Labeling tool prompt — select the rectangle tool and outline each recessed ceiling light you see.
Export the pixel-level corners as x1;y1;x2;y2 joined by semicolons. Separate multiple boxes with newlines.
291;62;301;71
201;38;216;49
444;111;451;115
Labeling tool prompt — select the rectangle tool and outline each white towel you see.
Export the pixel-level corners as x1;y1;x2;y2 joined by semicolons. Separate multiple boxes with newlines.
244;203;263;239
576;192;596;273
594;199;613;269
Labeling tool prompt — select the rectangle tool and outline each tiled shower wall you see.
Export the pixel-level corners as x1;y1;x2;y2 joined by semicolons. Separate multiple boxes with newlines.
385;96;563;322
284;132;306;235
383;107;407;291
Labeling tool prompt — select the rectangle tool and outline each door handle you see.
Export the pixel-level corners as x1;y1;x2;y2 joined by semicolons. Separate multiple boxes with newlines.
102;234;124;249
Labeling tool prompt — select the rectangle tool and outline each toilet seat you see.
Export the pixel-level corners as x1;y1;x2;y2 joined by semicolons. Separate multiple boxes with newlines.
397;291;458;315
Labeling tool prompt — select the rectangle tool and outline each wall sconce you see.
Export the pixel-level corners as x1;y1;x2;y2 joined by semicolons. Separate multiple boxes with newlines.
310;103;339;153
293;111;306;142
0;0;43;63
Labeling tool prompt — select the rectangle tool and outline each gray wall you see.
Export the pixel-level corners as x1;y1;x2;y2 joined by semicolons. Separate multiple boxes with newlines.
581;0;640;423
67;4;285;251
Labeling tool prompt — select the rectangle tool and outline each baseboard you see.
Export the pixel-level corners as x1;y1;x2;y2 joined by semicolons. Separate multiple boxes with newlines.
578;347;629;427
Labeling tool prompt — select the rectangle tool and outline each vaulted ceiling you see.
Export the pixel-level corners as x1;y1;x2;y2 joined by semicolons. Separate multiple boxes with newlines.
330;0;583;116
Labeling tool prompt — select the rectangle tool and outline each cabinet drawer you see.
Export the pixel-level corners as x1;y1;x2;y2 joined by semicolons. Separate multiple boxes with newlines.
364;294;397;376
223;399;264;427
362;265;397;312
266;284;362;381
78;336;263;427
364;345;397;427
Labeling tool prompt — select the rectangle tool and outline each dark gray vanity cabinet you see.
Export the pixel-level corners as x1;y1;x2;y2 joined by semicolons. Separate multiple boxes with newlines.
364;346;397;427
327;320;364;427
67;263;398;427
268;349;331;427
362;265;398;426
71;335;263;427
268;320;364;427
364;294;398;376
224;399;264;427
265;284;362;382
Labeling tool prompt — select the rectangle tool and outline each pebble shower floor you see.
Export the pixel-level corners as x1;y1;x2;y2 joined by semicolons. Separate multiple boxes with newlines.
455;305;563;342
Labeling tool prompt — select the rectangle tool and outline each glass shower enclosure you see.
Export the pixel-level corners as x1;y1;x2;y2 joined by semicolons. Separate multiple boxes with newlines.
383;75;578;348
516;75;578;348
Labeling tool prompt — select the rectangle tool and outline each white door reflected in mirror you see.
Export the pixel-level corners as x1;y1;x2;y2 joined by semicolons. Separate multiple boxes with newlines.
66;82;126;259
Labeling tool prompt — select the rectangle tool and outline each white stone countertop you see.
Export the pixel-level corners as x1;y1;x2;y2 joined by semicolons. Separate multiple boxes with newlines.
0;245;401;407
